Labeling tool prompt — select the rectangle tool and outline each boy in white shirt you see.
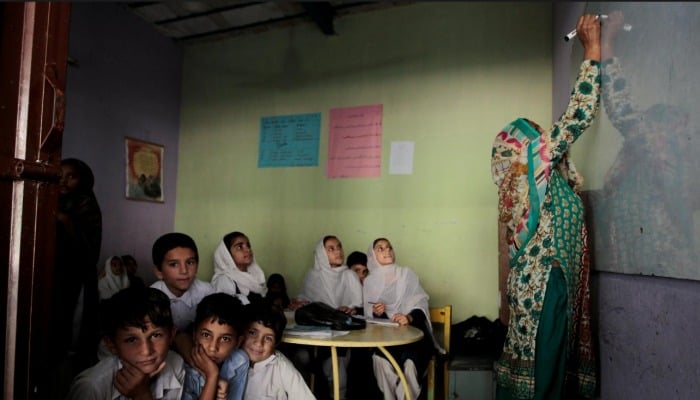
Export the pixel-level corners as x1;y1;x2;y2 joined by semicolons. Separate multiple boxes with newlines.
241;303;315;400
150;232;215;363
66;287;185;399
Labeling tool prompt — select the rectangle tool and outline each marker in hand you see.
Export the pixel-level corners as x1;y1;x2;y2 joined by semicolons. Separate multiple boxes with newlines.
564;14;632;41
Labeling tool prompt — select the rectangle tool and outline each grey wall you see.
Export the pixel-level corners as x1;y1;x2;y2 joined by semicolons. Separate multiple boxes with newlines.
592;273;700;399
553;3;700;399
63;3;183;284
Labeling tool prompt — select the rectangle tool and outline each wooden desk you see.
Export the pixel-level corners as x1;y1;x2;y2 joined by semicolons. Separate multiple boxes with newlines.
283;323;424;400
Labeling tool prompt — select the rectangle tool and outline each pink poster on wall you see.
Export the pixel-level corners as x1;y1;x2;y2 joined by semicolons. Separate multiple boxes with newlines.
327;104;383;179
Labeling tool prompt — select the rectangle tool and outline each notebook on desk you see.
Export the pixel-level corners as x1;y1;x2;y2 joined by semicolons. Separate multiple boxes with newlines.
284;324;350;338
354;315;400;327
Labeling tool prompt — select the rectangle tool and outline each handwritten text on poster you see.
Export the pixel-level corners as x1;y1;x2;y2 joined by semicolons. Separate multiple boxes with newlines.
258;113;321;168
327;104;383;178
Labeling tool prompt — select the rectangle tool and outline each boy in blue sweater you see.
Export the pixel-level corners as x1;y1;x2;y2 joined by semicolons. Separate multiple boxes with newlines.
182;293;248;400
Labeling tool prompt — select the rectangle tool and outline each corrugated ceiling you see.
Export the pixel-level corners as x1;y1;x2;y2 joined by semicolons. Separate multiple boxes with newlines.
125;1;407;44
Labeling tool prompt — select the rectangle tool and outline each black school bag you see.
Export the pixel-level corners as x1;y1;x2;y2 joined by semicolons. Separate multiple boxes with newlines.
295;301;366;330
451;315;507;357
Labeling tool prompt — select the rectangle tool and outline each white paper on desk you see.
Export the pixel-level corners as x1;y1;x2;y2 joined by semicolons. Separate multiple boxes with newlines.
285;324;350;338
355;316;400;327
389;141;414;175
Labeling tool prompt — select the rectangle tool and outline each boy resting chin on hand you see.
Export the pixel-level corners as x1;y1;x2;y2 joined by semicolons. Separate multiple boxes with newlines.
183;293;248;400
66;287;185;400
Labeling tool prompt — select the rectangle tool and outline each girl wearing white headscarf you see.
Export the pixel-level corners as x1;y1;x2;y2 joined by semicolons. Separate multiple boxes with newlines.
296;235;363;400
298;236;363;311
96;257;131;361
363;238;443;400
97;256;130;300
212;231;267;305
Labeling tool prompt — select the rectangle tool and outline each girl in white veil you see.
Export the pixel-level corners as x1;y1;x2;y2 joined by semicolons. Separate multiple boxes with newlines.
212;231;267;305
298;236;363;311
363;238;443;400
296;235;363;399
98;256;130;300
96;256;131;360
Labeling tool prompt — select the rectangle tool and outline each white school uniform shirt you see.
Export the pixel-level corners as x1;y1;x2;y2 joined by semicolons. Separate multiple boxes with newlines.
151;279;215;331
244;350;315;400
66;351;185;400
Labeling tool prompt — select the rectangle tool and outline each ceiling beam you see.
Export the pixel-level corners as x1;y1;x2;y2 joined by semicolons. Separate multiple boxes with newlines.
300;2;335;35
175;10;309;42
154;2;263;25
127;2;159;10
172;1;376;43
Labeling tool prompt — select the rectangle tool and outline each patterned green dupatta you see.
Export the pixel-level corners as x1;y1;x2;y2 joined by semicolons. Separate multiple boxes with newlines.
491;118;550;262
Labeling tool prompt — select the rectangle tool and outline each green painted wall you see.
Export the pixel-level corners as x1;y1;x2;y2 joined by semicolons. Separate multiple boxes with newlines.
175;2;552;322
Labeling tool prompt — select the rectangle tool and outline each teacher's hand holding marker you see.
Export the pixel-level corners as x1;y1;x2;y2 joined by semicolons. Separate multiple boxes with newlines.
565;13;632;42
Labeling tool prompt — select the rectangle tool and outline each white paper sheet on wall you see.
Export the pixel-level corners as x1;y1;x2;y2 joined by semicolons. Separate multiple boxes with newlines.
389;141;414;175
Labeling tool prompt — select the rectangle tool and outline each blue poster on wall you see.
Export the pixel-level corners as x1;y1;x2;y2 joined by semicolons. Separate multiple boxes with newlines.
258;112;321;168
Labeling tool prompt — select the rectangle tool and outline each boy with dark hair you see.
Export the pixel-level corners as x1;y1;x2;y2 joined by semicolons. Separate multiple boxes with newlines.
183;293;249;400
241;303;315;399
151;232;215;363
66;287;185;399
346;251;368;285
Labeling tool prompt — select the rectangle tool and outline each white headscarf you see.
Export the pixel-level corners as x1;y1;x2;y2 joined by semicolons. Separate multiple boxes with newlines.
362;242;430;321
363;241;445;354
298;237;363;309
98;256;130;300
212;240;267;300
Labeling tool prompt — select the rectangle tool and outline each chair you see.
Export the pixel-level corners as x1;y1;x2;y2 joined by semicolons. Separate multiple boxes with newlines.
426;305;451;400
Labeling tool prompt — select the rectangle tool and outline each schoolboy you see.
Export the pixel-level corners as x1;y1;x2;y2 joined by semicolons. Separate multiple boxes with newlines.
151;232;215;363
66;287;185;399
151;232;215;332
346;250;368;285
241;303;315;399
183;293;249;400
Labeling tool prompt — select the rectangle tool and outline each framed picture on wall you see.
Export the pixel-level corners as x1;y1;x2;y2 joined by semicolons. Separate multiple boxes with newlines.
125;137;164;202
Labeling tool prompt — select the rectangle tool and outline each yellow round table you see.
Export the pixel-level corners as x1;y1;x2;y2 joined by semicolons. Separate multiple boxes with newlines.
283;322;424;400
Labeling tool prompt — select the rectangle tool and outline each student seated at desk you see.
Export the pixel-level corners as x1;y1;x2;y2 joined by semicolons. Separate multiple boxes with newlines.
297;235;363;400
346;251;369;285
212;231;267;305
298;236;363;312
344;250;382;399
266;273;291;312
241;303;315;400
66;287;185;400
363;238;444;400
